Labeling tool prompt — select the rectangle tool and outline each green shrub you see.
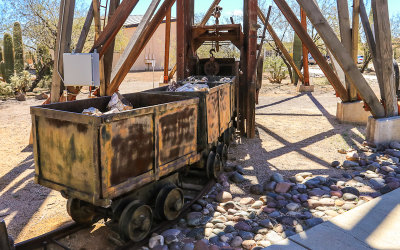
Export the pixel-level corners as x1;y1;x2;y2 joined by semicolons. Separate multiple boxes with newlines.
10;71;32;92
264;55;288;83
13;22;24;73
0;81;13;96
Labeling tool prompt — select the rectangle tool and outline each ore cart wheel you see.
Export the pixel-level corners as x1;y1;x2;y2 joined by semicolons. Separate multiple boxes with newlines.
112;198;134;222
223;130;231;146
206;151;223;179
216;142;228;162
66;198;97;225
155;185;184;220
119;201;153;242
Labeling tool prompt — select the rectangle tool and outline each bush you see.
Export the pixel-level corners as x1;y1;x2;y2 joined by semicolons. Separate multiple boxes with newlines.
0;81;13;96
264;55;288;83
37;74;52;89
10;71;32;92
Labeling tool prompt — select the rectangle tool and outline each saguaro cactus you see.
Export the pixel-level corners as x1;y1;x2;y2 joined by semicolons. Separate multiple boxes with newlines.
13;22;24;74
0;47;5;80
3;33;14;83
292;33;302;85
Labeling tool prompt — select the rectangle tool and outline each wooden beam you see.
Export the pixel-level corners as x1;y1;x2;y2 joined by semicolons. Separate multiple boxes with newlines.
92;0;106;96
91;0;139;57
337;0;354;98
108;0;174;95
103;0;120;90
352;0;360;63
292;0;384;117
163;7;172;83
199;0;221;26
245;0;257;138
168;64;177;81
75;3;93;53
273;0;349;102
300;8;310;85
110;0;160;89
92;0;101;40
257;7;304;83
350;0;360;100
372;0;398;116
176;0;194;80
50;0;75;103
359;0;383;98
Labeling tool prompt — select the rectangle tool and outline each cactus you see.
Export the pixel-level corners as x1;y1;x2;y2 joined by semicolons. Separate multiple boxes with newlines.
0;47;5;80
13;22;24;74
292;33;302;85
3;33;14;83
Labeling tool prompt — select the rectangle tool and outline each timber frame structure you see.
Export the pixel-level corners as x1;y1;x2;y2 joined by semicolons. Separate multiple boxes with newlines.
50;0;397;138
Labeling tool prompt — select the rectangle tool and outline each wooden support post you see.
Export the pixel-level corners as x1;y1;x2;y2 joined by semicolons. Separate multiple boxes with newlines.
257;7;304;83
350;0;360;100
50;0;75;103
108;0;174;95
91;0;139;57
359;0;384;99
163;7;172;84
292;0;384;117
176;0;194;81
199;0;221;26
75;3;93;52
372;0;398;117
337;0;354;99
92;0;106;96
273;0;349;102
103;0;120;90
300;8;309;86
244;0;257;138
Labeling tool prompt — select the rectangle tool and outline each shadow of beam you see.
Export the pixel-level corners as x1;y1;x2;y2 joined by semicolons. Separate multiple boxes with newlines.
256;93;306;110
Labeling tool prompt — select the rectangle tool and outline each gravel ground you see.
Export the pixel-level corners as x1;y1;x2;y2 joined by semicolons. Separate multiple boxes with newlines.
0;69;387;249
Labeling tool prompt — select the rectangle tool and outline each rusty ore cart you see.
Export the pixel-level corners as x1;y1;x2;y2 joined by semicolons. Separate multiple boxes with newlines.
147;76;237;176
31;92;204;241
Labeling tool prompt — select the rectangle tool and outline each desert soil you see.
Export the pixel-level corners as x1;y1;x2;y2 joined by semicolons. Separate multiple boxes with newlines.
0;67;380;248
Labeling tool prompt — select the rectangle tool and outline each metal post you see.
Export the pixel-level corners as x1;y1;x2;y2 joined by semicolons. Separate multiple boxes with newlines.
163;7;172;83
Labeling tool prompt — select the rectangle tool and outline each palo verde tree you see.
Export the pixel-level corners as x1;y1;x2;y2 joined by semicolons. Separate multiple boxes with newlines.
13;22;24;74
3;33;14;83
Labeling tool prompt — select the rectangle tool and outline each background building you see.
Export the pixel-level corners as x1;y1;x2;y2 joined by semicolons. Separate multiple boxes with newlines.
113;15;177;72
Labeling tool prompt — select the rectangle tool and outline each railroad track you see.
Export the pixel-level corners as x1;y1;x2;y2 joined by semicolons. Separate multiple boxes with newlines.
10;179;216;250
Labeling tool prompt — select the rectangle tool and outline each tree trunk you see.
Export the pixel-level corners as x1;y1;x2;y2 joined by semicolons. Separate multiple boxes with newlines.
28;64;50;92
360;54;372;73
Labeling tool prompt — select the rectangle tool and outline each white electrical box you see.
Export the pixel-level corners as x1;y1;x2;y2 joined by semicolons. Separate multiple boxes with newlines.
63;52;100;86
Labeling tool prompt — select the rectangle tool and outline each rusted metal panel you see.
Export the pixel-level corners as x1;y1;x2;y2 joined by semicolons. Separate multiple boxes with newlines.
159;152;200;177
100;114;154;192
158;105;198;165
219;84;231;133
147;78;235;146
206;90;220;143
35;116;97;196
